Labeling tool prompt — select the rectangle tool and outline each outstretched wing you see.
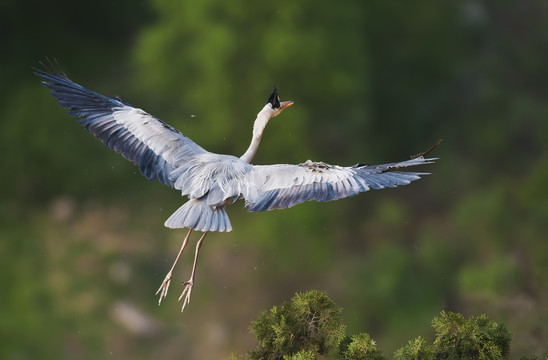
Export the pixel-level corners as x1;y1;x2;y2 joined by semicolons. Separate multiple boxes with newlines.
35;68;208;186
245;157;436;212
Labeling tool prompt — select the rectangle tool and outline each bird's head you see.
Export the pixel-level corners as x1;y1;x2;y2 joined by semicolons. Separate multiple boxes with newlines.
244;86;294;162
252;86;294;138
266;86;293;118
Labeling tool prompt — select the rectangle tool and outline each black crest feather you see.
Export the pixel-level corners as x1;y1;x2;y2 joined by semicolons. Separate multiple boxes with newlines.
267;86;280;109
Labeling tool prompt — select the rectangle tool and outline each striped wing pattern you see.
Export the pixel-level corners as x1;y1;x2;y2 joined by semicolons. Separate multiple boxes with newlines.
246;157;435;212
37;67;437;229
35;69;207;186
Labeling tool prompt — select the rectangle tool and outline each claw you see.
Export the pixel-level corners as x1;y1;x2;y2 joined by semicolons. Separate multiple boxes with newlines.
155;230;207;312
156;272;173;305
154;228;193;306
179;281;193;312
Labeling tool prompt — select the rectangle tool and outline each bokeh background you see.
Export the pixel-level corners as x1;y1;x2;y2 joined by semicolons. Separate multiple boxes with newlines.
1;0;547;359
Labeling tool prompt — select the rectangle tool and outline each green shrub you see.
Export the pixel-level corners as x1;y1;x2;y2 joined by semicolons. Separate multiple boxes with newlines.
234;290;539;360
246;290;346;359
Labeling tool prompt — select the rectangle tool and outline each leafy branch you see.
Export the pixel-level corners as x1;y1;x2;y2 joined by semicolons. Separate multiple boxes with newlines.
232;290;545;360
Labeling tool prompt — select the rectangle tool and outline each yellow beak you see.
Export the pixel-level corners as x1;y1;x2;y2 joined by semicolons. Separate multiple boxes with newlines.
280;101;294;110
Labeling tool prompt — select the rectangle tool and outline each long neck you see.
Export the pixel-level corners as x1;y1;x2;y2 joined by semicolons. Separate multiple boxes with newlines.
240;105;271;164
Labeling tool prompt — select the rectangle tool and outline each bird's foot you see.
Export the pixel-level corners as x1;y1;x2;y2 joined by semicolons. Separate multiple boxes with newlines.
178;280;194;312
155;272;172;305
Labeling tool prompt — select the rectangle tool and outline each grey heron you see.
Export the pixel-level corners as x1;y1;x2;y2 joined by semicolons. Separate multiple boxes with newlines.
36;65;438;312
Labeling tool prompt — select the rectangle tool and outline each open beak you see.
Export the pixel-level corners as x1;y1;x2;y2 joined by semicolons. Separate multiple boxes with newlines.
280;100;294;110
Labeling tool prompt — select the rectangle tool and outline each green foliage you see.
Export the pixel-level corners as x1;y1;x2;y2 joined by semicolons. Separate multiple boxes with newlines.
394;337;432;360
340;333;386;360
394;312;512;360
431;311;511;359
238;291;523;360
247;290;346;359
284;350;317;360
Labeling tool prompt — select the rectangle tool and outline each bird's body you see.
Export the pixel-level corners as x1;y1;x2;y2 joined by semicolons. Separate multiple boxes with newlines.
36;65;438;311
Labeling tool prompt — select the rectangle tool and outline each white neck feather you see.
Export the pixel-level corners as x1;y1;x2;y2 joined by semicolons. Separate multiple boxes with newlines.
240;104;273;164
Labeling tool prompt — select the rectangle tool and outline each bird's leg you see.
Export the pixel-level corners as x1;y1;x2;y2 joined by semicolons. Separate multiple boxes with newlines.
179;231;208;312
156;228;193;305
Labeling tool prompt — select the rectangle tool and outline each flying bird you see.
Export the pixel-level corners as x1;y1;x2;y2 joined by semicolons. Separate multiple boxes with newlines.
36;64;438;312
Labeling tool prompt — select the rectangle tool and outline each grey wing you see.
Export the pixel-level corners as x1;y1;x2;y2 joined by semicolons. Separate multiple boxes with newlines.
245;157;436;212
36;68;207;187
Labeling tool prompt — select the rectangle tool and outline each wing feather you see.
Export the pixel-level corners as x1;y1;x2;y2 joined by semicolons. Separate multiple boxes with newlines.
245;157;436;212
35;68;207;186
37;67;439;214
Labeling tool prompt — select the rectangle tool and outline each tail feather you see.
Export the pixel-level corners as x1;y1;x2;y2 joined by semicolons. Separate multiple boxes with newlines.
165;199;232;232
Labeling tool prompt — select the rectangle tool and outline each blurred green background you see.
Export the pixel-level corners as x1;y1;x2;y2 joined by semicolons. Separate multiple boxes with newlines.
1;0;547;359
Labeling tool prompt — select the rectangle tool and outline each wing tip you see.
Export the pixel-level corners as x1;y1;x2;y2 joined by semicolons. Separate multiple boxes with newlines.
410;139;442;159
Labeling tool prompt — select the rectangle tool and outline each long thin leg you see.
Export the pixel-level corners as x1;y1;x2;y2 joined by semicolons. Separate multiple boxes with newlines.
156;228;193;305
179;231;208;312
